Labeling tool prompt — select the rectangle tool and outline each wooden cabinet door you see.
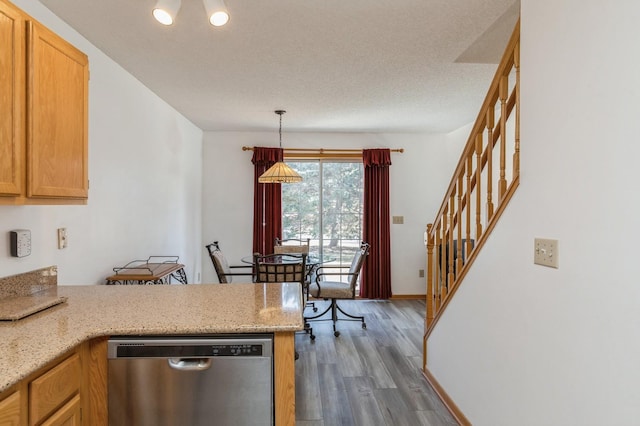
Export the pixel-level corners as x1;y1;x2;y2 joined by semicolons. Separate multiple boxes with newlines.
40;395;80;426
29;353;81;425
26;20;88;199
0;391;22;426
0;0;24;196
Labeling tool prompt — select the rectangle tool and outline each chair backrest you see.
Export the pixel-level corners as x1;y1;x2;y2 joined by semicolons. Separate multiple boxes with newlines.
347;242;370;290
205;241;233;283
274;238;310;255
254;253;307;284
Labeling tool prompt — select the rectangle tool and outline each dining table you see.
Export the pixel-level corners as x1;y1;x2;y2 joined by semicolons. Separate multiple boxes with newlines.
241;253;332;280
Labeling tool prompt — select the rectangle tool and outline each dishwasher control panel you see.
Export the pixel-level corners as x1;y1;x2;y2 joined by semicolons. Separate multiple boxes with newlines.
107;334;273;359
212;344;262;356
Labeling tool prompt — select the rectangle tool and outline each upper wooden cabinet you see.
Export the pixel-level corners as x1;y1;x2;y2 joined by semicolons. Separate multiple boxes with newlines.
0;0;89;205
0;0;24;197
27;21;88;200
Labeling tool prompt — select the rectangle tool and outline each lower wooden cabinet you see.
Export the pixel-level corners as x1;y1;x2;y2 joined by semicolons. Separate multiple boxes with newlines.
40;395;81;426
0;390;21;426
0;334;292;425
0;338;107;426
29;353;81;425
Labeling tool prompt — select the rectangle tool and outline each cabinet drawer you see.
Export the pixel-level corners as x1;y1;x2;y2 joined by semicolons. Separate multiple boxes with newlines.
0;390;21;426
29;353;81;425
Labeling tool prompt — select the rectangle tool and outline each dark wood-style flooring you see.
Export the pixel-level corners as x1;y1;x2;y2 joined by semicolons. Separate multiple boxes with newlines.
294;299;458;426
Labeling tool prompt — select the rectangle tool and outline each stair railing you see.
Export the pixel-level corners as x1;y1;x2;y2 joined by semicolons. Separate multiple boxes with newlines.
424;19;520;339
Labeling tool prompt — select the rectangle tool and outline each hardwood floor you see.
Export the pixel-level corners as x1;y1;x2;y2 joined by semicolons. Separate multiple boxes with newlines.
295;299;458;426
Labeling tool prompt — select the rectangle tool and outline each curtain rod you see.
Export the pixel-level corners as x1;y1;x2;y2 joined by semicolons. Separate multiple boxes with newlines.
242;146;404;159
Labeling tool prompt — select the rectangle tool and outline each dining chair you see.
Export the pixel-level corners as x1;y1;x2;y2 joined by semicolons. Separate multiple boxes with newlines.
305;242;370;337
205;241;254;283
253;252;307;284
273;237;310;255
254;252;315;342
274;238;318;313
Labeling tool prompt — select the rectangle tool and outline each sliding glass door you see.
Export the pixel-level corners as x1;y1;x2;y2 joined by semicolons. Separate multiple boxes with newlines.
281;160;363;268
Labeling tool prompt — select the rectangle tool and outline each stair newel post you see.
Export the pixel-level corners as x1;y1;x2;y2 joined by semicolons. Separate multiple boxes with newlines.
486;109;495;222
499;73;509;199
475;134;483;240
426;223;434;328
513;40;520;179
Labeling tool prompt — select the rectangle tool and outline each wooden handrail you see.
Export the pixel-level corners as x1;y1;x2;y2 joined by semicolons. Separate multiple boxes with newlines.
423;19;521;363
430;23;519;226
448;88;517;228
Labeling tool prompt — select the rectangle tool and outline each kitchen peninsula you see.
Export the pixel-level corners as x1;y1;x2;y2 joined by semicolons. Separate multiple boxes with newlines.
0;282;303;425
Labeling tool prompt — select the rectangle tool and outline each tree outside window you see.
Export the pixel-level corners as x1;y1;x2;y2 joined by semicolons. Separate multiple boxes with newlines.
282;161;363;278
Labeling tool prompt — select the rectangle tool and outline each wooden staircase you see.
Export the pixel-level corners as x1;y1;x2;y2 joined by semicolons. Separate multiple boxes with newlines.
423;19;521;357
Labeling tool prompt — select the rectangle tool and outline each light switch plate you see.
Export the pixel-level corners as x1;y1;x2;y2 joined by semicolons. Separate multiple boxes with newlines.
534;238;558;268
10;229;31;258
392;216;404;224
57;228;67;249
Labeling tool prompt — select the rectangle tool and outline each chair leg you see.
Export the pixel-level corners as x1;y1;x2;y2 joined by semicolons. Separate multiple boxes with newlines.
304;319;315;341
331;300;339;337
335;302;366;329
305;298;366;338
304;301;332;321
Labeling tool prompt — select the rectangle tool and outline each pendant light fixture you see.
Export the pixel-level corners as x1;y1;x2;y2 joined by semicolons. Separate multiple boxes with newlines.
152;0;229;27
259;110;303;184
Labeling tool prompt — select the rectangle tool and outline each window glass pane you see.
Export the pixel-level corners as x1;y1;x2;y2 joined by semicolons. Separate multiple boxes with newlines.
282;160;363;271
322;162;363;266
282;162;320;254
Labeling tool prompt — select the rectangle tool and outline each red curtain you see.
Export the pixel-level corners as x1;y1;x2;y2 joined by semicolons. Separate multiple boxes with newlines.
360;149;392;299
252;147;282;256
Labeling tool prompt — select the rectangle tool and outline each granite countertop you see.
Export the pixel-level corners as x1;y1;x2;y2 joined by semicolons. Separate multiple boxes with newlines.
0;282;304;393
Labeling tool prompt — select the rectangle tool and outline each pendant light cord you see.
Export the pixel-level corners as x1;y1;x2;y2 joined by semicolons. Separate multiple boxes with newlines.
279;113;282;148
275;109;286;149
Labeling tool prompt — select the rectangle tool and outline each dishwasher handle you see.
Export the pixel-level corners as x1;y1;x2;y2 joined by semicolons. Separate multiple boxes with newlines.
167;358;213;371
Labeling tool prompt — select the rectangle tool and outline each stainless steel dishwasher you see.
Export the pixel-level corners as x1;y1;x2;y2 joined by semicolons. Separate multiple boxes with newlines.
108;334;274;426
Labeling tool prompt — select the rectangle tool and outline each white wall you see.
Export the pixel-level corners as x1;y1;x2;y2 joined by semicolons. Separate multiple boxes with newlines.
0;1;203;284
427;1;640;424
202;131;465;294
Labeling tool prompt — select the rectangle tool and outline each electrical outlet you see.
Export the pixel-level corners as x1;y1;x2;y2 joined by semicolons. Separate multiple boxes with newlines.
57;228;67;249
419;269;425;278
392;216;404;224
534;238;558;268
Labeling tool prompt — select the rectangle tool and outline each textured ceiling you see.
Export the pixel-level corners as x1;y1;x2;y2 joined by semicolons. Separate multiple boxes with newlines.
37;0;519;133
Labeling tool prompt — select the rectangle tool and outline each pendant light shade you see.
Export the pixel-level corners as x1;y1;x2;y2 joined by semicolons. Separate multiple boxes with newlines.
203;0;230;26
258;161;303;183
259;110;302;184
153;0;181;25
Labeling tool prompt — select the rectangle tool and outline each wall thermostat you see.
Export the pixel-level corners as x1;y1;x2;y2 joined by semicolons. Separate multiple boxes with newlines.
10;229;31;258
